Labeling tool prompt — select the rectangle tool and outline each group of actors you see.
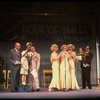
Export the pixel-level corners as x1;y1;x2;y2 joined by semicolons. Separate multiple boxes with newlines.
10;42;40;92
9;42;93;92
48;43;93;91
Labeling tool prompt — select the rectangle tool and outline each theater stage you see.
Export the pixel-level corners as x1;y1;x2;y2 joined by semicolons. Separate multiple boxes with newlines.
0;87;100;99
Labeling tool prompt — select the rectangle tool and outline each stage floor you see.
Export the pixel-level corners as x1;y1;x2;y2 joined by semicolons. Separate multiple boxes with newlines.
0;87;100;99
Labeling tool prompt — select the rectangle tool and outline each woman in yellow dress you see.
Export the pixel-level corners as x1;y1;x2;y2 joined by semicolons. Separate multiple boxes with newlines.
48;44;60;91
67;44;80;90
59;45;71;91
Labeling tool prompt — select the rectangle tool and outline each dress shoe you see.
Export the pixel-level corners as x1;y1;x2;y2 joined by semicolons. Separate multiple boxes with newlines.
36;89;40;92
61;88;66;92
88;87;92;89
53;88;58;91
55;88;61;91
31;89;35;92
11;89;16;92
81;87;86;89
68;88;73;91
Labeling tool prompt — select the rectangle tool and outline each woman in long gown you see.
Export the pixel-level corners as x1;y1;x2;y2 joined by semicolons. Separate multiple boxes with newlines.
59;45;71;91
67;44;80;90
48;44;60;91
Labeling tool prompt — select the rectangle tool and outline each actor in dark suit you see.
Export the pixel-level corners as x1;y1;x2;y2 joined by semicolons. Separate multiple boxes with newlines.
9;42;21;92
81;46;93;89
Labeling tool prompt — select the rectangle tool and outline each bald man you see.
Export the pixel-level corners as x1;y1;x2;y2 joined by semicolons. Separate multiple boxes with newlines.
9;42;21;92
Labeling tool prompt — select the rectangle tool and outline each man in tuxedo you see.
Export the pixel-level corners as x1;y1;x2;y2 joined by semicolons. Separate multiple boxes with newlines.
81;46;93;89
9;42;21;92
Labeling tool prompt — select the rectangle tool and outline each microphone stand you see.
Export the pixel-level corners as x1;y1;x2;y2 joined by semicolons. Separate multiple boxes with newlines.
64;52;67;91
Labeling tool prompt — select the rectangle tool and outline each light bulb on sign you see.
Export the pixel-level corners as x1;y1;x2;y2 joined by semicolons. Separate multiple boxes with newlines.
44;13;48;16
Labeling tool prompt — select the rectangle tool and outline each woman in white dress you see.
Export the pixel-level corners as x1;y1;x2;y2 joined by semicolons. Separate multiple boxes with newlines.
20;51;29;85
59;45;71;91
67;44;80;90
48;44;60;91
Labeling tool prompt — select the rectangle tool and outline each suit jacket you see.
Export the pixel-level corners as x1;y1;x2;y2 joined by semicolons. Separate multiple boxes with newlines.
84;52;93;65
30;52;41;71
9;48;21;71
83;51;93;69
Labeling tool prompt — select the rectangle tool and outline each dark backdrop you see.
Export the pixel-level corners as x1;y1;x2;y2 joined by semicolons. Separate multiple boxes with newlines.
0;1;99;87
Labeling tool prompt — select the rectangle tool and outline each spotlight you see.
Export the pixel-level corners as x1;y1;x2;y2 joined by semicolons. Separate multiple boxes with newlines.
44;13;48;16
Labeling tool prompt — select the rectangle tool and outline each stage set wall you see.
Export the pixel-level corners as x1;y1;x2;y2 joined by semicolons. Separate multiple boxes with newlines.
0;14;97;87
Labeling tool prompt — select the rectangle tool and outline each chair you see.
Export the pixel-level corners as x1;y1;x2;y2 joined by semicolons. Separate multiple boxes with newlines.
96;78;100;90
7;70;11;89
43;70;52;88
0;69;6;89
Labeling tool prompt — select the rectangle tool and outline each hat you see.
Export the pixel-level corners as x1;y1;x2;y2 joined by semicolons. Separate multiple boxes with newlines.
26;42;33;47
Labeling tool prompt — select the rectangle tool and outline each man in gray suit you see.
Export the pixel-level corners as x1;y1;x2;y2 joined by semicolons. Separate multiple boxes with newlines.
9;42;21;92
